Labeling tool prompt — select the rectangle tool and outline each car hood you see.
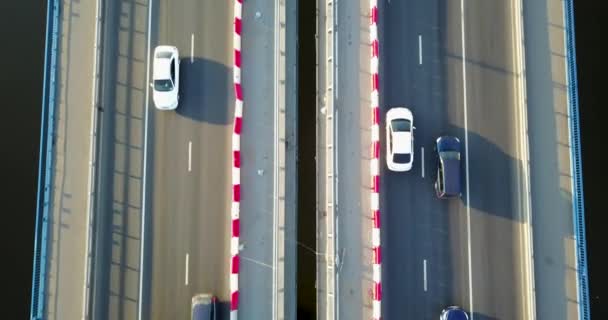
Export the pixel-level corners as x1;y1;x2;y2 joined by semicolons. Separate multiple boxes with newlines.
386;107;413;121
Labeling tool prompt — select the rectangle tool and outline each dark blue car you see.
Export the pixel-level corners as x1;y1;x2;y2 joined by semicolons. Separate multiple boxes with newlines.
440;306;469;320
435;136;461;199
191;294;217;320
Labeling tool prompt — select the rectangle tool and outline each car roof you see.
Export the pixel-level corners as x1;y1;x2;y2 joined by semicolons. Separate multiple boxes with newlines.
192;303;212;320
393;132;411;154
191;294;214;320
153;50;174;80
441;157;461;195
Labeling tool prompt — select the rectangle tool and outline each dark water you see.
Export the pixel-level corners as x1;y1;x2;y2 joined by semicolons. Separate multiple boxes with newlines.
574;2;608;318
0;0;47;319
3;0;605;319
296;0;317;318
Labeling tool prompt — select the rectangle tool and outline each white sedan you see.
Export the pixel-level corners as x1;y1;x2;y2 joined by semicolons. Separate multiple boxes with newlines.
152;45;180;110
386;107;414;172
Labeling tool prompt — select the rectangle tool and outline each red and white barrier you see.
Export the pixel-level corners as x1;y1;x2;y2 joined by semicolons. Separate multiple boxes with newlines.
369;0;382;319
231;0;243;319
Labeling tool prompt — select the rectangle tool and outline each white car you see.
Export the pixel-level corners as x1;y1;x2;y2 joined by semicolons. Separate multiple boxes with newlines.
152;45;180;110
386;107;414;172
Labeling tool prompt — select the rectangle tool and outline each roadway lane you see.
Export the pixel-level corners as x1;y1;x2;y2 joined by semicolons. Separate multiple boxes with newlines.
459;0;533;318
145;1;233;319
90;0;149;319
381;0;533;319
380;0;467;318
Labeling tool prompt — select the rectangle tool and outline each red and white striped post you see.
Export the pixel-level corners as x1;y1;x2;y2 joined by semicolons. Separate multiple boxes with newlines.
231;0;243;319
369;0;382;319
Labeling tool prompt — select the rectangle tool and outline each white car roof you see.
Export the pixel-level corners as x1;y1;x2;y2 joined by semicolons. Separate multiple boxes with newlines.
393;131;412;154
153;46;177;80
153;56;171;80
387;107;413;155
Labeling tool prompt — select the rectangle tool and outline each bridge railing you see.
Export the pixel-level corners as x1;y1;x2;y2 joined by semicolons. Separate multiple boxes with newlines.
30;0;61;319
563;1;591;319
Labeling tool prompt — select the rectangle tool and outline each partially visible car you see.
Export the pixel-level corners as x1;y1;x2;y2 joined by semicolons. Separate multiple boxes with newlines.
191;293;217;320
152;45;180;110
440;306;469;320
386;107;414;172
434;136;461;198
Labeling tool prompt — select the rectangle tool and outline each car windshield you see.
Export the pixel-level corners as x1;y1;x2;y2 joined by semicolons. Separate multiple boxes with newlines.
445;309;468;320
156;51;172;59
440;151;460;160
393;153;411;164
154;79;173;92
391;119;411;132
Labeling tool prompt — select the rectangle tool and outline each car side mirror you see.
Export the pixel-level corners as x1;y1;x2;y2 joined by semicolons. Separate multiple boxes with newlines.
150;83;154;88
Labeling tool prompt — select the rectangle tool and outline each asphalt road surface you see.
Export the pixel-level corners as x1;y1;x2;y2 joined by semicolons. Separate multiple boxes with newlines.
380;0;533;319
88;0;283;319
90;0;149;318
145;1;233;319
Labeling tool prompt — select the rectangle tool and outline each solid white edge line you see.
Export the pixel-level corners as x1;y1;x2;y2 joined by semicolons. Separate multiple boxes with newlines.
335;0;339;101
335;108;339;208
335;77;340;320
191;33;194;63
421;146;425;178
335;29;339;99
273;0;280;317
137;0;153;318
460;0;474;318
82;0;103;317
185;253;189;285
418;34;422;65
512;0;536;317
188;141;192;172
423;259;428;292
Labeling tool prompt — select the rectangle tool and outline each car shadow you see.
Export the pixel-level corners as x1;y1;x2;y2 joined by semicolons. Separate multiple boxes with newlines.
469;312;500;320
175;57;233;125
438;124;527;223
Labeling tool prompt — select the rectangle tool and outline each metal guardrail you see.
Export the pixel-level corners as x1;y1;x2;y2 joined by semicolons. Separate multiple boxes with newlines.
563;1;590;319
30;0;61;319
324;0;336;319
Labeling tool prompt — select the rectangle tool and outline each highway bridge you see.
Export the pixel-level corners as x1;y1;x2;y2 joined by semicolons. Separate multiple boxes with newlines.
30;0;588;319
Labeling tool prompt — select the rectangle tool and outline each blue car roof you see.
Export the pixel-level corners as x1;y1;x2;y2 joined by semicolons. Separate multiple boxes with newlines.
442;158;461;196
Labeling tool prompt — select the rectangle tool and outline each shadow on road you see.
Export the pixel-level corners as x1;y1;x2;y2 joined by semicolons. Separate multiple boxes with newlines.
175;58;232;125
440;124;525;223
470;312;500;320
